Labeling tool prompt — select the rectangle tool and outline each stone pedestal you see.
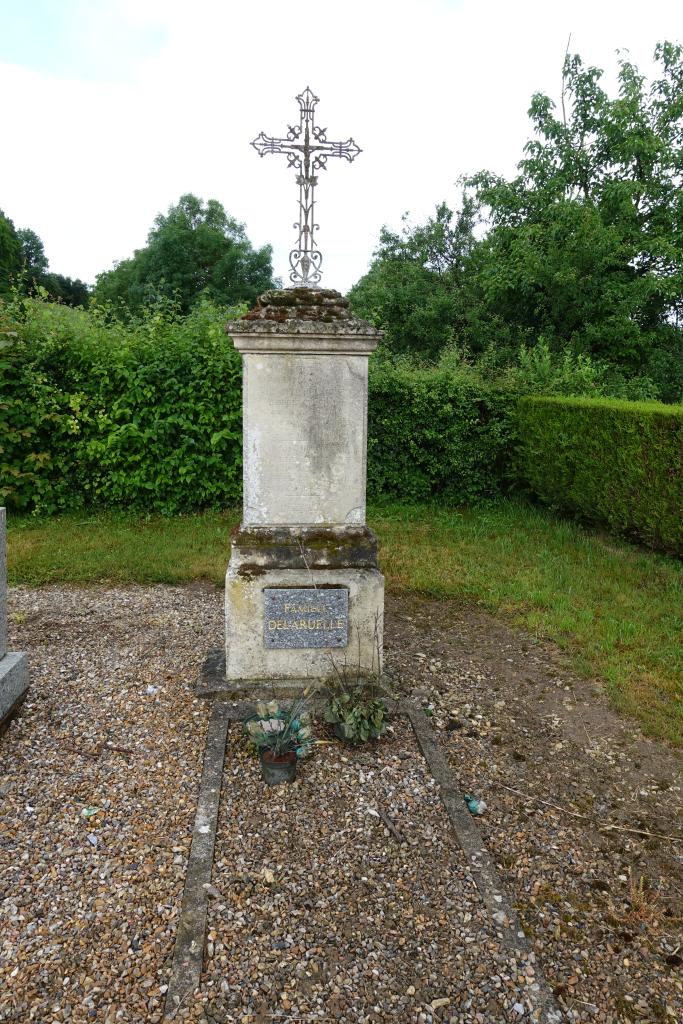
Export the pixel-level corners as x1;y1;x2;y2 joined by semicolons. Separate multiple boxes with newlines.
224;289;384;691
0;508;29;730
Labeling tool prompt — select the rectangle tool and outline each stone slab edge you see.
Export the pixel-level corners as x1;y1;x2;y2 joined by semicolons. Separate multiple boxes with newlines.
406;705;564;1023
197;648;320;700
1;507;6;658
197;648;396;702
192;697;405;722
0;652;29;732
164;702;231;1020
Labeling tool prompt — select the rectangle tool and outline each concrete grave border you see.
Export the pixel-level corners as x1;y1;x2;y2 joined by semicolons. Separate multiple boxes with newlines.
0;654;29;735
164;671;564;1022
0;507;29;732
165;702;231;1019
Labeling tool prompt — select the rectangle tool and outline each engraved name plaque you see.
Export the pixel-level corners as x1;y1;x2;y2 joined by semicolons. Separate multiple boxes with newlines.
264;588;348;649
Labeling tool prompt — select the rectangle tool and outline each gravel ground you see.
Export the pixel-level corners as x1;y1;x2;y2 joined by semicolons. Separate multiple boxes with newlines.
0;585;220;1024
2;584;681;1024
199;718;544;1024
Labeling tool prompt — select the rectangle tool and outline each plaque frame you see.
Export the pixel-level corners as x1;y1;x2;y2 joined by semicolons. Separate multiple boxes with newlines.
263;587;349;649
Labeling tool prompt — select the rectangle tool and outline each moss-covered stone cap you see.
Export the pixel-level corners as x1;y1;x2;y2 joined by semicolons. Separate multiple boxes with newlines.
227;287;381;336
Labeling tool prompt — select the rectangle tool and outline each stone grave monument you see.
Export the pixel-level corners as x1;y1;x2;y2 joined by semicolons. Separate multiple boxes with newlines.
208;87;384;694
0;508;29;729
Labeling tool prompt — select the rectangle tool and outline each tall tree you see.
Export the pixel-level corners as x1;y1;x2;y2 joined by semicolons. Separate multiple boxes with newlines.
17;227;49;283
42;273;90;308
0;210;22;296
464;41;683;369
94;194;275;313
350;41;683;390
349;199;477;359
1;217;90;307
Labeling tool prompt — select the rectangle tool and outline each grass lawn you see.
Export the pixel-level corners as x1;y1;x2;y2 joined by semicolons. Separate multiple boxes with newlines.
7;500;682;746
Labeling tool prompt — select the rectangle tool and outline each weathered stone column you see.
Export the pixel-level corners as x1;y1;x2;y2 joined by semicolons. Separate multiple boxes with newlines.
0;508;29;729
224;288;384;690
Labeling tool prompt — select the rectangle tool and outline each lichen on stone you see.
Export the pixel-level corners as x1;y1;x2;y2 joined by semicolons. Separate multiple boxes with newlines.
226;286;381;337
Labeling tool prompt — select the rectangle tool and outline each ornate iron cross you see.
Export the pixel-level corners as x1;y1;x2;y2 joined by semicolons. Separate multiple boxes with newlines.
251;87;361;287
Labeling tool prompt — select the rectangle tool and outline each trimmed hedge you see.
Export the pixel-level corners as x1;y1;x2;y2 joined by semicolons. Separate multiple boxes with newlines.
367;366;514;502
516;396;683;555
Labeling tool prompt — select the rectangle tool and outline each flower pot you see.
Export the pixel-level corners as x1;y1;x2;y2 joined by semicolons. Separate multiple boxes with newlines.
259;749;297;785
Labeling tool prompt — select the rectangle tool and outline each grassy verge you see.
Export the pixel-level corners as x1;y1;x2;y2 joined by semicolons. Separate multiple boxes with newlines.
373;502;682;746
6;509;238;587
7;501;682;746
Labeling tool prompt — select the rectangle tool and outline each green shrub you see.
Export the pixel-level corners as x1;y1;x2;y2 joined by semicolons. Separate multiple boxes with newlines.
0;296;245;514
516;396;683;555
439;338;660;402
367;366;514;502
643;337;683;405
504;342;659;401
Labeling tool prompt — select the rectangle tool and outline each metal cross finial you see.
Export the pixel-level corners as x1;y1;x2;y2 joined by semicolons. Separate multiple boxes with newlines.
251;87;361;287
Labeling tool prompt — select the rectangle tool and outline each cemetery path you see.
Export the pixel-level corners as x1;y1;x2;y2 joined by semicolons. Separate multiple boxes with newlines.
1;584;681;1024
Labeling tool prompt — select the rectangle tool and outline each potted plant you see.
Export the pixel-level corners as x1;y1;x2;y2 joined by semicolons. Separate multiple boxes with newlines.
323;618;391;745
323;657;391;746
245;699;314;785
324;687;389;744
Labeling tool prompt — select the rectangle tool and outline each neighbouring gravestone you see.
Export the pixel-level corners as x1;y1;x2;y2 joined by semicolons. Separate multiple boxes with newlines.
0;508;29;730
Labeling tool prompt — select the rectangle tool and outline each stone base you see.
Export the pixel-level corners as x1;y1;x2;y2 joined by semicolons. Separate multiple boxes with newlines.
0;651;29;732
197;649;397;702
197;650;332;700
225;526;384;688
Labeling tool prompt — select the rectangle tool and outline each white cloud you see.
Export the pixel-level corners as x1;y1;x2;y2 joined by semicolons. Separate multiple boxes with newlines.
1;0;681;291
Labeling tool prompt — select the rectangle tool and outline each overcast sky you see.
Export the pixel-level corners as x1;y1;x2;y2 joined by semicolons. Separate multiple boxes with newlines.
1;0;681;293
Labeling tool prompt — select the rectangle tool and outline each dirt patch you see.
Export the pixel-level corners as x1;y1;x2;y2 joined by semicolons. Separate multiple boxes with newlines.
385;593;683;1022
